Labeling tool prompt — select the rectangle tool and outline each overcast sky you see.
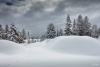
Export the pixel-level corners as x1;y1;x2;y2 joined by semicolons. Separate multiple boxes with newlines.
0;0;100;36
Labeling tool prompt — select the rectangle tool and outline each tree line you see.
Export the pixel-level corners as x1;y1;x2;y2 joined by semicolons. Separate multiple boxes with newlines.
41;15;100;41
0;15;100;43
0;23;26;43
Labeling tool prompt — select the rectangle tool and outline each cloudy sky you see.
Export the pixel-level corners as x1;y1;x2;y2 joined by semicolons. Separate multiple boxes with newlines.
0;0;100;36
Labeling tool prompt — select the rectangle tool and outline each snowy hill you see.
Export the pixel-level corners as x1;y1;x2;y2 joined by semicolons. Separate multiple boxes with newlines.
0;40;26;54
45;36;100;56
0;36;100;67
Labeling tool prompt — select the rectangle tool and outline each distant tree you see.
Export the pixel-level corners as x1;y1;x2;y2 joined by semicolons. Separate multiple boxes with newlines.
10;23;19;36
27;31;30;44
0;24;4;39
58;29;63;36
35;36;40;42
22;29;26;40
40;34;46;42
65;15;72;35
31;36;37;43
4;25;9;40
46;23;56;39
91;25;99;38
76;15;84;36
55;29;63;37
99;27;100;36
56;29;59;37
83;16;91;36
72;19;77;35
5;25;9;33
9;23;24;43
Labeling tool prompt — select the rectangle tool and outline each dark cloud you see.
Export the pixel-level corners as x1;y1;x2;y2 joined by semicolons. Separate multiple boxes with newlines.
0;0;100;36
0;0;25;6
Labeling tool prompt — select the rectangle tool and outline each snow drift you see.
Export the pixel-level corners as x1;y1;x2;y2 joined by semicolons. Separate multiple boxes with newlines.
45;36;100;56
0;37;100;67
0;40;26;54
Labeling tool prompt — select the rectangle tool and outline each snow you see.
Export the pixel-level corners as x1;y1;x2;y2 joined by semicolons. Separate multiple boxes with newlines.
44;36;100;56
0;36;100;67
0;40;26;54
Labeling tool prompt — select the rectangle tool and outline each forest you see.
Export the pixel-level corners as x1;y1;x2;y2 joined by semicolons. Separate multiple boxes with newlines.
0;15;100;43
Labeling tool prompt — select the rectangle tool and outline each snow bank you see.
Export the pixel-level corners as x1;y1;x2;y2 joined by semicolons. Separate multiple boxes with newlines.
45;36;100;56
0;40;26;54
0;37;100;67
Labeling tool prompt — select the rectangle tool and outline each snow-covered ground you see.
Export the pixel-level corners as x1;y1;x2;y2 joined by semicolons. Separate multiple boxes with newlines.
0;36;100;67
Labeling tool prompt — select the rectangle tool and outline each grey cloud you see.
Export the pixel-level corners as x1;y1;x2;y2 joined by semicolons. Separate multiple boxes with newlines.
0;0;25;6
0;0;100;36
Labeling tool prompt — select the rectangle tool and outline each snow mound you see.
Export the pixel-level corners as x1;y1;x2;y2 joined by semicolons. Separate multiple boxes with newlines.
45;36;100;56
0;40;26;54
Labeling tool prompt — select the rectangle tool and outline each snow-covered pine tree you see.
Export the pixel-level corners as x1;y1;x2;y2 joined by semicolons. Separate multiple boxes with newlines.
91;25;99;38
65;15;72;36
56;29;59;37
5;25;9;33
83;16;91;36
59;29;63;36
22;29;26;40
72;19;77;35
76;15;84;36
9;23;18;42
99;27;100;36
18;31;25;43
46;23;56;39
40;34;46;42
27;31;30;44
9;23;24;43
4;25;9;40
0;24;4;39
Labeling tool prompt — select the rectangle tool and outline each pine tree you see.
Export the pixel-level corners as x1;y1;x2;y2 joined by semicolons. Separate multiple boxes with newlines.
22;29;26;40
59;29;63;36
9;23;18;42
72;19;77;35
46;23;56;39
65;15;72;36
4;25;9;40
76;15;84;36
83;16;91;36
98;27;100;36
0;24;4;39
40;34;46;42
27;31;30;44
9;23;24;43
91;25;99;38
5;25;9;33
56;29;59;37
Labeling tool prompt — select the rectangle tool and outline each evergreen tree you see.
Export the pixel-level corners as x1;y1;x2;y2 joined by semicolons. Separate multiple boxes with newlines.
56;29;59;37
91;25;99;38
5;25;9;33
65;15;72;35
72;19;77;35
83;16;91;36
98;27;100;36
46;23;56;39
59;29;63;36
22;29;26;40
27;31;30;44
4;25;9;40
9;23;24;43
40;34;46;42
0;24;4;39
76;15;84;36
